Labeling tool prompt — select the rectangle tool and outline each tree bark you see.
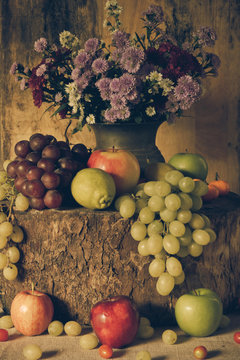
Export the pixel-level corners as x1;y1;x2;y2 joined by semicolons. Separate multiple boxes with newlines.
0;193;239;326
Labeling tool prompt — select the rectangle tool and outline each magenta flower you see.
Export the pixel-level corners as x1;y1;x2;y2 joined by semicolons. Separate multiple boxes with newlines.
92;58;109;74
112;31;130;49
84;38;100;54
74;51;90;68
120;47;145;73
174;75;201;110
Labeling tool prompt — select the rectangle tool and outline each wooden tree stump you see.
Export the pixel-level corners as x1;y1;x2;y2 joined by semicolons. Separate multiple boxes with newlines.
0;193;239;326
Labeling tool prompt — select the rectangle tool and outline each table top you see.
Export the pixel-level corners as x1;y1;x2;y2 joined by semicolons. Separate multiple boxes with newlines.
1;311;240;360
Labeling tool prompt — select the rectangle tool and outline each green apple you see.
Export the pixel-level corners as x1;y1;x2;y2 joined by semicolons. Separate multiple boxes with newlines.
168;153;208;180
175;288;223;337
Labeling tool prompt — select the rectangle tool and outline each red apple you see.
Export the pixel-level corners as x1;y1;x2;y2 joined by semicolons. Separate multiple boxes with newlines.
87;148;140;195
10;287;54;336
90;295;139;348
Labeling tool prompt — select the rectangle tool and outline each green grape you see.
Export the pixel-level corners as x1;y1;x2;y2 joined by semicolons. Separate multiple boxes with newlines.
139;206;155;224
135;188;149;200
148;195;165;212
119;197;136;219
177;209;192;224
135;198;148;213
156;272;175;296
174;270;185;285
147;234;163;255
3;263;18;280
178;225;192;246
79;333;99;349
191;180;209;196
165;193;181;211
147;220;163;236
166;257;182;277
134;182;145;193
0;253;7;269
192;229;210;245
0;236;8;249
149;258;165;277
139;317;151;327
190;194;203;211
64;320;82;336
7;246;20;263
160;208;177;222
10;225;24;243
3;160;11;171
137;325;154;339
48;320;64;336
201;214;211;227
154;249;167;260
178;192;193;210
178;177;195;193
189;213;205;229
0;315;13;329
0;170;8;184
205;227;217;242
0;212;7;224
138;239;150;256
143;181;157;196
0;221;13;237
0;186;7;201
164;170;184;186
154;181;171;197
15;193;30;212
22;344;42;360
177;246;189;258
163;234;180;255
114;194;131;210
188;241;203;257
131;221;147;241
162;329;177;344
136;350;152;360
169;220;186;237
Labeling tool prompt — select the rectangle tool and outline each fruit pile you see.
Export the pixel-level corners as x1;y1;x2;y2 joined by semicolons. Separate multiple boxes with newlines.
6;133;90;209
114;170;217;296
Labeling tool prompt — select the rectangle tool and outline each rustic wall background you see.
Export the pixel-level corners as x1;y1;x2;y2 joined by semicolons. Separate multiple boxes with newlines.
0;0;239;193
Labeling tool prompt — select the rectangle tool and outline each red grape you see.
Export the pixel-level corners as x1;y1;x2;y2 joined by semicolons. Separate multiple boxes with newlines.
71;143;90;162
26;166;45;180
37;158;56;172
57;141;70;151
25;179;46;198
193;346;208;359
29;197;45;210
14;176;27;192
45;134;57;145
41;172;60;189
15;160;33;177
20;179;29;196
42;144;61;161
7;160;19;178
55;168;73;187
30;133;47;151
26;151;41;164
58;157;82;172
14;140;30;158
44;190;62;208
0;329;8;342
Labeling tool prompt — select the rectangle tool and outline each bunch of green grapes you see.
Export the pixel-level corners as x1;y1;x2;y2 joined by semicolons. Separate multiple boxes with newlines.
114;169;216;297
0;168;28;281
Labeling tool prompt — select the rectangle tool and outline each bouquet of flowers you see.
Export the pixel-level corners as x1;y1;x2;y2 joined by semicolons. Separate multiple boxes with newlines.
10;0;220;134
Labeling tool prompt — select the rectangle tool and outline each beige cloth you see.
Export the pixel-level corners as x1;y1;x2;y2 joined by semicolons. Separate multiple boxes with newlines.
1;313;240;359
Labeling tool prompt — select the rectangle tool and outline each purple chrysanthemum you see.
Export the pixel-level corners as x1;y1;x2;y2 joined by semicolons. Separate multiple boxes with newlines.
174;75;201;110
119;73;136;94
36;64;47;77
116;106;131;120
34;37;48;53
120;47;145;73
84;38;100;54
112;30;130;49
74;51;90;68
109;78;121;93
96;77;111;100
196;27;217;47
71;68;81;80
104;108;118;123
110;93;127;110
92;58;109;74
75;70;93;92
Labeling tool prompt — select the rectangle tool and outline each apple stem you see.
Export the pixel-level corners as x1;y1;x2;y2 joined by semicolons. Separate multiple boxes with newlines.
112;146;115;153
31;282;35;295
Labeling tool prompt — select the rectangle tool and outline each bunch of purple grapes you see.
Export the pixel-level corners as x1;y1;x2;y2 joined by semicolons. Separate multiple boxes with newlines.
7;133;91;209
